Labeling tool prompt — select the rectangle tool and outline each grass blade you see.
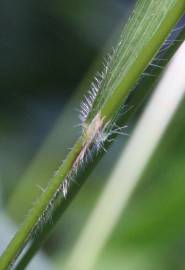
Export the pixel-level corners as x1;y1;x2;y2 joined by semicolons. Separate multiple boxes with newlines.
0;1;184;269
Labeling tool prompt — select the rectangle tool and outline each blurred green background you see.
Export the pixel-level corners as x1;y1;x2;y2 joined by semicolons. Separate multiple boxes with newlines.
0;0;185;269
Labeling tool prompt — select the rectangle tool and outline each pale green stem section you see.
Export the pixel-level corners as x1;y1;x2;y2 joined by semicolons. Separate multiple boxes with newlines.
0;1;184;269
64;41;185;270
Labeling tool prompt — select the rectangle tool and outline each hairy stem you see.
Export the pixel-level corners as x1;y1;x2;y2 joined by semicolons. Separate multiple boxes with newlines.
0;1;184;269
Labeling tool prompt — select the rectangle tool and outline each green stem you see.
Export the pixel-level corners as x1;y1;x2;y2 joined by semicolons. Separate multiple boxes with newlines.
0;1;184;269
16;26;185;270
